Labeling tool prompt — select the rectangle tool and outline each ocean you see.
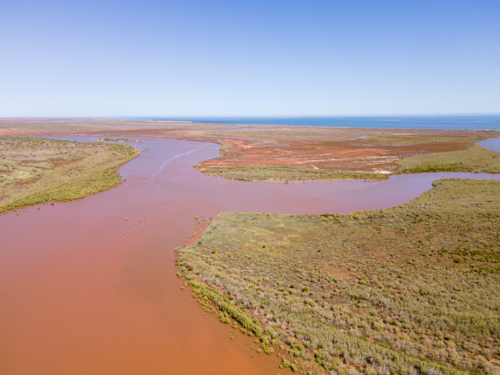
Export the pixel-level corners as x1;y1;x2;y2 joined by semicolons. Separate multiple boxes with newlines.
135;115;500;130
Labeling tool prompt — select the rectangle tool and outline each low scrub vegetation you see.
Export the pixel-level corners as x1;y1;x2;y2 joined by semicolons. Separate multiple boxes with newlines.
177;179;500;375
0;136;140;213
93;137;142;143
354;134;483;147
396;145;500;174
195;165;388;182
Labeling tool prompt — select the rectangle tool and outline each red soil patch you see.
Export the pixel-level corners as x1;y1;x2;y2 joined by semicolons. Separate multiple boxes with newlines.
198;139;475;173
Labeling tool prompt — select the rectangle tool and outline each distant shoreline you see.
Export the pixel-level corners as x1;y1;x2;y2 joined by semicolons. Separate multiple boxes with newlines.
123;115;500;130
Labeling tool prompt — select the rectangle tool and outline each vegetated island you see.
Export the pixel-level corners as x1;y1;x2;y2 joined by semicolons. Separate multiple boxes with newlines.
177;179;500;375
195;135;500;182
93;137;142;143
0;136;140;213
197;143;500;182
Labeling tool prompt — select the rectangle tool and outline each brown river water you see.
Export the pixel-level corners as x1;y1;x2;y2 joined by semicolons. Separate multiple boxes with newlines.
2;136;500;375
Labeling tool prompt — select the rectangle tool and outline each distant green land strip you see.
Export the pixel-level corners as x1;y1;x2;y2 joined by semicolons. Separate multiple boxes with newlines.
177;179;500;375
195;165;388;182
0;137;140;213
93;137;142;143
396;145;500;174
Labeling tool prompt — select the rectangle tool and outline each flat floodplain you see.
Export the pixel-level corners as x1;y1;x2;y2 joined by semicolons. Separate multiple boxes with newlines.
1;136;500;375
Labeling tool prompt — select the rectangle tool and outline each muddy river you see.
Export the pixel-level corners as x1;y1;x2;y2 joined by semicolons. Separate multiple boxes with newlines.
1;137;499;375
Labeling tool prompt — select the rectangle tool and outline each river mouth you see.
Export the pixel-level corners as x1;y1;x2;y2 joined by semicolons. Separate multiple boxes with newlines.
1;136;499;375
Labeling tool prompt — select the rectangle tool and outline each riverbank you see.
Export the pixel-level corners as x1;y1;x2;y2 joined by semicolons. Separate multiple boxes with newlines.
0;136;140;213
177;178;500;375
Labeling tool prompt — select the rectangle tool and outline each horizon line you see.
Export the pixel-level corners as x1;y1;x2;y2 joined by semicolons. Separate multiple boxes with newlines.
2;113;500;120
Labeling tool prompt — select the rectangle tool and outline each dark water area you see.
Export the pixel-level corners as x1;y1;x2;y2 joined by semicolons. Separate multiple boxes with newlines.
130;115;500;130
1;136;500;375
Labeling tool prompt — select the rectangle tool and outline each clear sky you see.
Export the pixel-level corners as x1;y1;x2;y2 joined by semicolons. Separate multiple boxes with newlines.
1;0;499;117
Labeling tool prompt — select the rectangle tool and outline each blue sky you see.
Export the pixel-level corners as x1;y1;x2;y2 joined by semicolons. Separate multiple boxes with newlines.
1;0;499;117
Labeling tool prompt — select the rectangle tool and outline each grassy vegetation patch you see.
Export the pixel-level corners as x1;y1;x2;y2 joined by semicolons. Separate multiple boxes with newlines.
93;138;142;143
195;165;388;182
0;136;140;213
355;135;483;147
177;179;500;375
396;145;500;174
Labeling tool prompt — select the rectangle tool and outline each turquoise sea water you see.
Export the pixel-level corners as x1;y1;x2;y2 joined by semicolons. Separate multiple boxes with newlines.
134;115;500;130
